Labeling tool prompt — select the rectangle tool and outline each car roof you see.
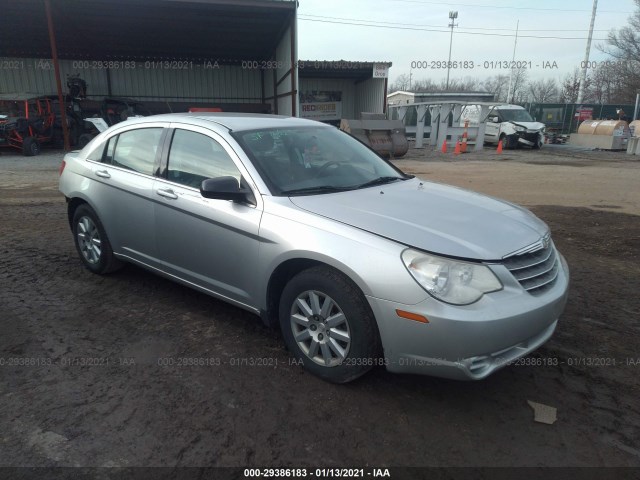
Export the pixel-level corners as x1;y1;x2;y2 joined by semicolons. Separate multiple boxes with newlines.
122;112;330;132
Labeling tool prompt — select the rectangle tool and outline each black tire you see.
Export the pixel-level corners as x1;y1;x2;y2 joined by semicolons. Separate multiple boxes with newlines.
78;133;94;149
22;136;40;156
279;266;381;383
501;134;519;150
72;204;123;274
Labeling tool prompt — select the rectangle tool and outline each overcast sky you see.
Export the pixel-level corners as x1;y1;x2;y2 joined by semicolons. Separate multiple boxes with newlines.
297;0;637;85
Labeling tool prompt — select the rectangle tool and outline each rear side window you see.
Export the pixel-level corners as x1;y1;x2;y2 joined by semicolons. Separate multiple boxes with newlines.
166;129;240;188
111;128;163;175
86;141;105;162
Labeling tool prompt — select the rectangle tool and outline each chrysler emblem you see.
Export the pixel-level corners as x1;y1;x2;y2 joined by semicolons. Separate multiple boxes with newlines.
542;235;550;249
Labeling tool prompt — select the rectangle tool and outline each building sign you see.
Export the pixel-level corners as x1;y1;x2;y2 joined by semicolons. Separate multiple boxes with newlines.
373;63;389;78
300;91;342;121
575;107;593;121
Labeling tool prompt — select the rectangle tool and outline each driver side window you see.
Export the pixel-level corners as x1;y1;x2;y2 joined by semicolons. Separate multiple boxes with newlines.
167;129;241;189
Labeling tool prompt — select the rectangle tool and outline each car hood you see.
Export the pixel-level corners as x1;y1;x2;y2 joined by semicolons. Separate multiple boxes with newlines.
289;178;548;260
510;121;545;131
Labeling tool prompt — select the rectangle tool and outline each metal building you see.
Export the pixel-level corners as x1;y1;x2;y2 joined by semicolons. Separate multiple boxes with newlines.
0;0;392;145
298;60;391;125
0;0;299;116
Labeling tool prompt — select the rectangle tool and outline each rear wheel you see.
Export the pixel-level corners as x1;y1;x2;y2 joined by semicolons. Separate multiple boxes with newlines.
22;136;40;156
72;204;123;274
279;266;381;383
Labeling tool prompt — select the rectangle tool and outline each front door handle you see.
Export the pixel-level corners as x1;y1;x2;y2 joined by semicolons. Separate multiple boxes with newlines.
95;170;111;179
156;188;178;200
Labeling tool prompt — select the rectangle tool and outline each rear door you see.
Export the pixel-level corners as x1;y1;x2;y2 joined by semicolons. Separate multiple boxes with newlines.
84;124;167;266
152;124;263;309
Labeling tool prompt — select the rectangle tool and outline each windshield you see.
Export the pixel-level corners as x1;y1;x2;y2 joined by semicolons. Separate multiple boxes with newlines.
233;126;408;196
499;109;534;123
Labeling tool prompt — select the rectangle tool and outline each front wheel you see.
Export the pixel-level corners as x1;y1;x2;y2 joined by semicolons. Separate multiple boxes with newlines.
500;134;515;150
279;266;381;383
532;137;543;149
22;136;40;156
72;204;123;274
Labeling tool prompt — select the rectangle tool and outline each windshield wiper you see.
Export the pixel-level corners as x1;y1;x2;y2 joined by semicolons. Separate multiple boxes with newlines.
356;176;404;190
281;185;351;196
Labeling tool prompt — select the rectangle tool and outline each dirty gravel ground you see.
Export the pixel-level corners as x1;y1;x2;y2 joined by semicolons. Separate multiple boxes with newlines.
0;145;639;472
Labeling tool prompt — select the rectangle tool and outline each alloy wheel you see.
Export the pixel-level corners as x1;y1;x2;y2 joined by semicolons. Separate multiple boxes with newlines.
76;216;102;264
290;290;351;367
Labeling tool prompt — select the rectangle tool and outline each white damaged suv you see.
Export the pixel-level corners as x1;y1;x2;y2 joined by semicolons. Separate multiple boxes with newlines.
484;104;546;150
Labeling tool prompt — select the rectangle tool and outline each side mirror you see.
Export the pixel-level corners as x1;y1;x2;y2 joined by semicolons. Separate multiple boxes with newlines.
489;116;499;123
200;176;255;205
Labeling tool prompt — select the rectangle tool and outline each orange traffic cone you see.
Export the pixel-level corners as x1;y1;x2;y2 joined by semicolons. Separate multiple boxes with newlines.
441;139;447;153
454;140;461;155
496;140;503;154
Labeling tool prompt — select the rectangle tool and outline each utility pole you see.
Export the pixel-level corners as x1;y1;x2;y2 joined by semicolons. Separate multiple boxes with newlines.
446;11;458;90
577;0;598;104
506;20;519;103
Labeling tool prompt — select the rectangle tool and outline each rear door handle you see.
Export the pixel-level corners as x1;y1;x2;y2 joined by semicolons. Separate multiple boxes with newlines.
95;170;111;179
156;188;178;200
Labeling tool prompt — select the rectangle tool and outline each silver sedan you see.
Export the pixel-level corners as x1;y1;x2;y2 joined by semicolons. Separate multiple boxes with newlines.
59;113;569;383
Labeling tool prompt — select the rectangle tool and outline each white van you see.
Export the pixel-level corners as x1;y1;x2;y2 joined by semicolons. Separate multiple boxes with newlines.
485;105;545;149
462;104;545;150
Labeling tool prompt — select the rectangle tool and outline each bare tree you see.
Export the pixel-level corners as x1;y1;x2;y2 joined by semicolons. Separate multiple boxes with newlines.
412;78;439;91
600;0;640;62
508;67;529;103
482;75;510;102
560;68;591;103
447;76;481;92
389;74;411;93
408;76;480;93
590;62;618;103
597;0;640;103
529;78;559;103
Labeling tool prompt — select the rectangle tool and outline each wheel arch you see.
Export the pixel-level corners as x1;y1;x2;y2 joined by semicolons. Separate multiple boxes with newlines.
262;256;371;329
66;197;89;229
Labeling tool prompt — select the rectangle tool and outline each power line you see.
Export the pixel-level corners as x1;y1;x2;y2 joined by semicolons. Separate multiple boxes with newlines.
297;16;610;40
299;13;612;32
387;0;631;14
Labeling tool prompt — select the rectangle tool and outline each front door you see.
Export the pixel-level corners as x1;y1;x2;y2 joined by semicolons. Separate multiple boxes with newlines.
153;126;263;308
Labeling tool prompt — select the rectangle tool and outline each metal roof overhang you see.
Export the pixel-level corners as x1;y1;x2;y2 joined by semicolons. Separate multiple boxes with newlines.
299;60;392;82
0;0;296;62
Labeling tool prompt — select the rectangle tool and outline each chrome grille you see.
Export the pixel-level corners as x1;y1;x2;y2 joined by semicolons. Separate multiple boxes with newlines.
503;237;559;295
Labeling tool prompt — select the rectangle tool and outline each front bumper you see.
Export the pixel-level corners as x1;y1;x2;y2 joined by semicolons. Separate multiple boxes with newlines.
367;254;569;380
516;131;543;146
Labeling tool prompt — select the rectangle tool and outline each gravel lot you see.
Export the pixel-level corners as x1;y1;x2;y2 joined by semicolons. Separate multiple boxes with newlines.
1;145;639;472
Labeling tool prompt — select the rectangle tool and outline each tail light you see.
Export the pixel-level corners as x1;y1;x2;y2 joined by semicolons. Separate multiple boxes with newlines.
59;160;66;176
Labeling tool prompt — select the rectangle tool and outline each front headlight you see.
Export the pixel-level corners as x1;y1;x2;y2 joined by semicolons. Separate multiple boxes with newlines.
515;125;526;132
402;249;502;305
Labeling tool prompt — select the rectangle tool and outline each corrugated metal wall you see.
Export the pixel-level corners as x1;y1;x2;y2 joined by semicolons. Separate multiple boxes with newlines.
355;77;386;115
299;78;356;118
299;77;386;119
274;24;296;115
0;57;262;103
